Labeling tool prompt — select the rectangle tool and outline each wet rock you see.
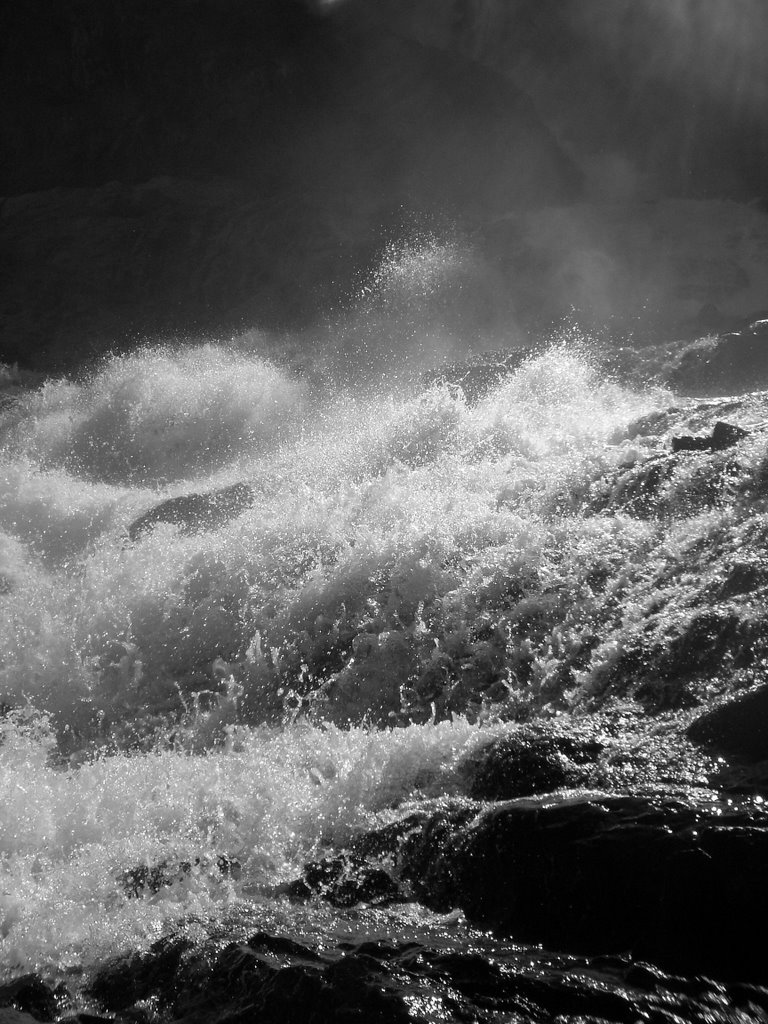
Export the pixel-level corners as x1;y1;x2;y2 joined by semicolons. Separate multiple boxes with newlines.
463;727;602;800
127;482;254;542
88;935;194;1012
398;792;768;982
119;854;241;898
97;932;413;1024
393;801;482;912
687;684;768;763
286;853;403;907
85;921;768;1024
671;420;749;452
0;977;65;1023
58;1017;114;1024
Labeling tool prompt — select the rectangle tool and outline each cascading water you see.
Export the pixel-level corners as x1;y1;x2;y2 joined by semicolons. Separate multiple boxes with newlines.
2;239;768;1021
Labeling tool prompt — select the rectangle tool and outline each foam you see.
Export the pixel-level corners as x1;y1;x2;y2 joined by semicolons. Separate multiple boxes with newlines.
0;711;499;974
2;346;305;485
0;343;669;728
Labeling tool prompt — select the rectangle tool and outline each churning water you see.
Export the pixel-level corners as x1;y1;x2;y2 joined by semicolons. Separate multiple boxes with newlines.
1;239;764;1002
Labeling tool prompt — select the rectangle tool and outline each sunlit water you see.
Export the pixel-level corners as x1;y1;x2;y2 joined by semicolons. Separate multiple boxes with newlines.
1;241;763;988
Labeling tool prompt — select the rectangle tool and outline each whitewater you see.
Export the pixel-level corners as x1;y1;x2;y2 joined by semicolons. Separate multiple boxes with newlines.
3;242;768;1023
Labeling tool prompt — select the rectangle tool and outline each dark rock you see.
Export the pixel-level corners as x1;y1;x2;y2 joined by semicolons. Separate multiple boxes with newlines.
127;482;254;542
88;935;194;1012
349;812;433;860
287;853;403;907
463;727;602;800
687;684;768;763
0;1012;44;1024
671;420;749;452
395;801;482;912
57;1017;115;1024
398;792;768;982
0;977;65;1023
120;854;241;897
671;434;715;452
83;922;768;1024
148;932;412;1024
712;420;750;448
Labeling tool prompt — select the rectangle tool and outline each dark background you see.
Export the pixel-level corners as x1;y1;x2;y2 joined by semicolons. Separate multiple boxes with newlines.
2;0;767;369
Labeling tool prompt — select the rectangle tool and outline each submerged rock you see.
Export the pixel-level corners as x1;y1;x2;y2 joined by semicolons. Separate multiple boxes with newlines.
127;482;254;542
119;854;241;898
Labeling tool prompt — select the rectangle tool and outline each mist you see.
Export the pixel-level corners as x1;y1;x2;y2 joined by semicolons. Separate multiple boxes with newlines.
3;0;768;372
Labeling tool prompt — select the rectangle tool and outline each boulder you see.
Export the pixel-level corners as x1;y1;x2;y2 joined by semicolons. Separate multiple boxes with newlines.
127;482;254;542
671;420;749;452
462;727;602;800
398;792;768;981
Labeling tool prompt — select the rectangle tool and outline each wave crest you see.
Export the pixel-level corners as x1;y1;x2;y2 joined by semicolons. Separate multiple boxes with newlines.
2;346;305;485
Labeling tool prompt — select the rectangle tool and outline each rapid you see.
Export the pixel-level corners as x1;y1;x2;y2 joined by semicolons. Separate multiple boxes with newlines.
2;240;768;1021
